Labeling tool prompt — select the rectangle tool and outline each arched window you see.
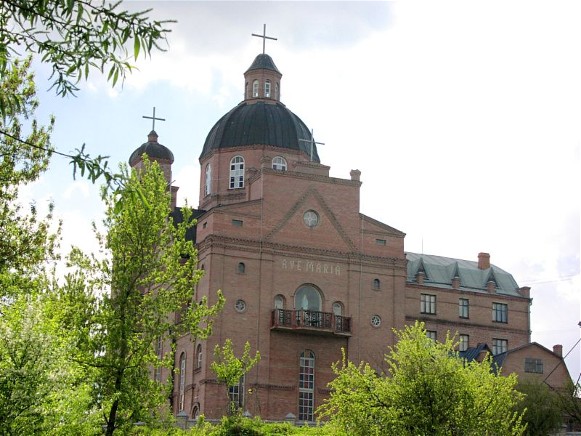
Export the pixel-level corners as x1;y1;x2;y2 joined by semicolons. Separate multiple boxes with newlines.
178;352;186;411
229;156;244;189
274;294;285;309
272;156;287;171
245;81;248;99
204;163;212;196
298;350;315;421
252;80;259;97
333;302;346;332
264;80;271;98
191;403;200;419
373;278;381;290
196;344;203;369
275;82;279;100
295;285;322;312
237;262;245;273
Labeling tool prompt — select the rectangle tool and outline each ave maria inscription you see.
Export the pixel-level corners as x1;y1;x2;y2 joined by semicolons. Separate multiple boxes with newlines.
281;258;341;276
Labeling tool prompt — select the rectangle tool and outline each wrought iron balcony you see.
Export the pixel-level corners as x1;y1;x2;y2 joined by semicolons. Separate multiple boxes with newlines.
271;309;351;336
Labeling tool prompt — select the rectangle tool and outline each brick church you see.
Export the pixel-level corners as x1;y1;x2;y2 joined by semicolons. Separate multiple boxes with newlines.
129;44;536;422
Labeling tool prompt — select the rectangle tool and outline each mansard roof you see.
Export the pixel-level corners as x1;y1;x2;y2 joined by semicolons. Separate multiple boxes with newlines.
406;252;523;297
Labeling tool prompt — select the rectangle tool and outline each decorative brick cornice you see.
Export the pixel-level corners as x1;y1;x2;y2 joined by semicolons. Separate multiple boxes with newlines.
197;235;407;270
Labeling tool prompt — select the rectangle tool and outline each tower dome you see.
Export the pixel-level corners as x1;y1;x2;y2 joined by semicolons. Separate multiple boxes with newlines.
199;53;320;163
129;130;174;166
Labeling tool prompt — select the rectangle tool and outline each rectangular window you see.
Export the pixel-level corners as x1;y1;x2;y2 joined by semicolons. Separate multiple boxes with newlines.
228;375;245;410
492;338;508;355
232;219;243;227
524;358;544;374
299;353;315;421
420;294;436;314
459;334;469;352
426;330;437;341
459;298;469;318
375;238;386;245
492;303;508;323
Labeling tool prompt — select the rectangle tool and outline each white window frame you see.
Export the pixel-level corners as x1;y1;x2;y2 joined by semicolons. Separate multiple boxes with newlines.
265;79;271;98
229;156;245;189
426;330;437;341
299;350;315;421
252;80;259;97
204;163;212;196
272;156;287;171
228;375;245;410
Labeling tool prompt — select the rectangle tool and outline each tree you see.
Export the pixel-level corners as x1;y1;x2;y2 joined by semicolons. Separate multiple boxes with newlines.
1;0;172;111
1;0;173;186
60;158;224;435
514;378;563;436
318;321;526;436
0;293;99;435
211;339;261;415
0;57;58;299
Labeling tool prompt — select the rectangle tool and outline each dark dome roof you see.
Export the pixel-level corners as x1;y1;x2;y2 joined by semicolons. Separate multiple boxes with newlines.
129;131;174;165
199;101;320;162
245;54;280;74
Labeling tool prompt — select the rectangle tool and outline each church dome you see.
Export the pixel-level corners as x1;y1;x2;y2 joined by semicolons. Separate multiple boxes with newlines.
129;130;174;166
245;53;280;74
199;101;320;162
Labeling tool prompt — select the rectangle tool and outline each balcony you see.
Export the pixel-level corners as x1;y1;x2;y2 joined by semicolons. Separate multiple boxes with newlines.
271;309;351;336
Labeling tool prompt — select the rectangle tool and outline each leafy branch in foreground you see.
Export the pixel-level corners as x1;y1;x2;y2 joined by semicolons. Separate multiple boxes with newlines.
0;0;174;115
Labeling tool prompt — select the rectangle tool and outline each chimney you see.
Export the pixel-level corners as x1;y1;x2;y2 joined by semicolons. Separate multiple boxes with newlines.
553;344;563;357
478;252;490;270
350;169;361;182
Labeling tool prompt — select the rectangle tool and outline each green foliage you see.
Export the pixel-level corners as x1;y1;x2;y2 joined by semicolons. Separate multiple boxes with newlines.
318;321;526;435
0;0;173;188
211;339;260;414
0;57;59;299
557;379;581;430
515;378;563;435
61;158;224;435
0;0;173;108
0;292;99;435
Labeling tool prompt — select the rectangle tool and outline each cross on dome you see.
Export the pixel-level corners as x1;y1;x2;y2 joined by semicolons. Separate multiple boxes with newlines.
252;24;277;54
142;107;166;131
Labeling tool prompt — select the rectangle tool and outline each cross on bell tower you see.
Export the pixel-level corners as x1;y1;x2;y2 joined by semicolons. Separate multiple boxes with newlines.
252;24;277;54
142;107;166;131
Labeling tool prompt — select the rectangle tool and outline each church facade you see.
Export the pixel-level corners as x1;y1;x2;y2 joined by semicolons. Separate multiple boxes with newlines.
130;50;532;422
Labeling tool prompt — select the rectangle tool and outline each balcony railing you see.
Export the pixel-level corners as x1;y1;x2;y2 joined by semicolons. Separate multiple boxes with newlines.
271;309;351;335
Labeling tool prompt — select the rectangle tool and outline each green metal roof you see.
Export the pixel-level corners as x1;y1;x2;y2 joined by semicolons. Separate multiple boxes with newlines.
406;252;522;296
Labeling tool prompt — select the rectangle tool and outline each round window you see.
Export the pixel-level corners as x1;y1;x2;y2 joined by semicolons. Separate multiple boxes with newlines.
235;299;247;313
303;210;319;228
371;315;382;327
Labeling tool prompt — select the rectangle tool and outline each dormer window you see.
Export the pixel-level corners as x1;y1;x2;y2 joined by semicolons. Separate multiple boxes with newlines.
272;156;287;171
265;80;271;98
252;80;259;97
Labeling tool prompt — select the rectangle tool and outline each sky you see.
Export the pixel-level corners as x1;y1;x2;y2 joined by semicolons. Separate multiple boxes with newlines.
23;1;580;380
